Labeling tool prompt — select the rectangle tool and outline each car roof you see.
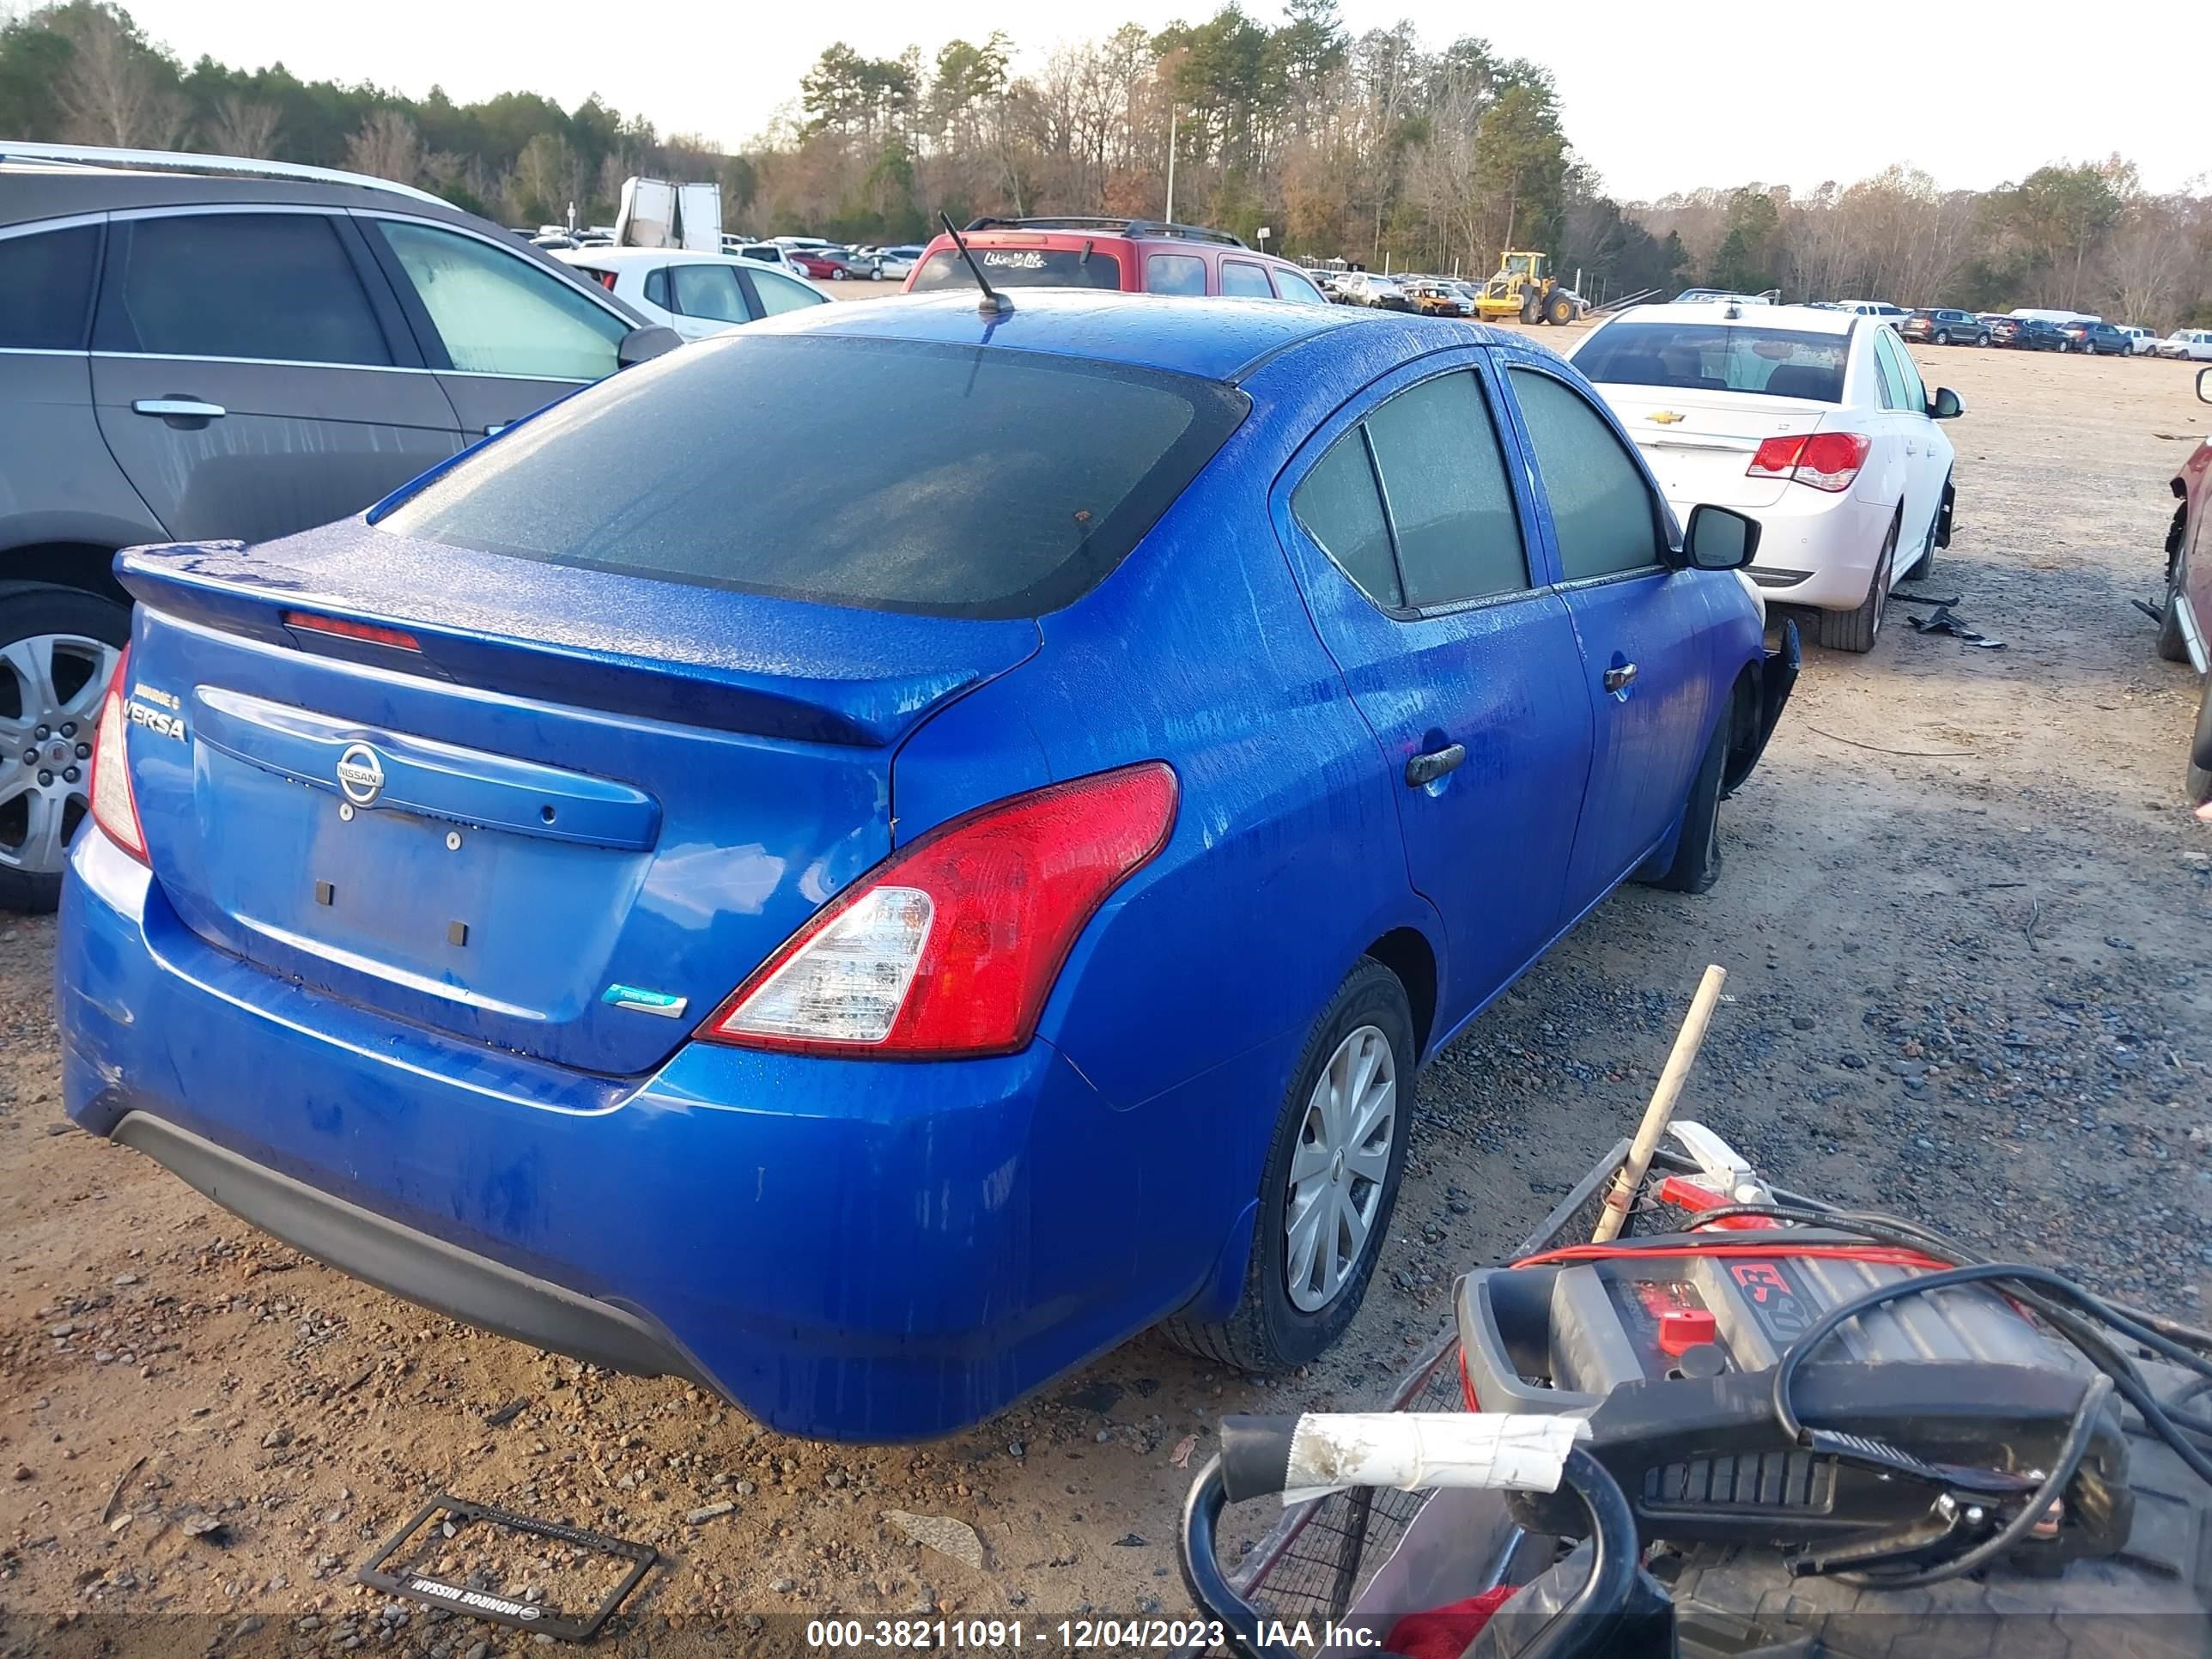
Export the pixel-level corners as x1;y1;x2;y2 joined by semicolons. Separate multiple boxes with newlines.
0;157;475;231
553;246;787;270
1606;301;1856;334
738;286;1513;382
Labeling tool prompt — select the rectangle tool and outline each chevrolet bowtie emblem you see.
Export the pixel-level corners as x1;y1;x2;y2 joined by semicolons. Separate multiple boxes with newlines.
1648;410;1686;424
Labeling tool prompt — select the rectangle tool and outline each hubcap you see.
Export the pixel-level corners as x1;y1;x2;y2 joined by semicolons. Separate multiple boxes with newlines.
1284;1024;1396;1313
1;633;119;879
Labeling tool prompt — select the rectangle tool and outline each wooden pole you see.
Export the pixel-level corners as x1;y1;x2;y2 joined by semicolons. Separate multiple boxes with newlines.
1591;963;1728;1243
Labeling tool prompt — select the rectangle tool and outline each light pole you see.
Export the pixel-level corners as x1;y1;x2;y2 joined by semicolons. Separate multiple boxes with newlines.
1164;105;1177;223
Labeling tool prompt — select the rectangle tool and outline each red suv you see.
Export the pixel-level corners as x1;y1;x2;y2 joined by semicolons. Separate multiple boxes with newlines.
904;217;1332;305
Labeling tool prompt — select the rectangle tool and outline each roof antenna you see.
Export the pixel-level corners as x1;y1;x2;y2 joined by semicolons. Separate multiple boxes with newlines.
940;212;1010;317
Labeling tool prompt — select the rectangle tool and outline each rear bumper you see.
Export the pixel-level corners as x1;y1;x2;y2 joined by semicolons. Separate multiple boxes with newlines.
58;830;1157;1442
113;1111;702;1382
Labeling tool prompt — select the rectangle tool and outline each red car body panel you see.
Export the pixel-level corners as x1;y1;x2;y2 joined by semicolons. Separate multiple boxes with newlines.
900;226;1321;301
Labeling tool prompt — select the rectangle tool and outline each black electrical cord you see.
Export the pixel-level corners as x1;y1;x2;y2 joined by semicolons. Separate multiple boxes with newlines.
1836;1374;2113;1591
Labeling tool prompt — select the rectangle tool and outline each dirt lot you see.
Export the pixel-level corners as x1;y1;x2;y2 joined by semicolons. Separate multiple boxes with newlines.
3;337;2209;1656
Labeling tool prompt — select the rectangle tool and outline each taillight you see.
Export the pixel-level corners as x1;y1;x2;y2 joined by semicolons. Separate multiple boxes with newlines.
1746;431;1870;493
701;763;1178;1058
88;647;147;862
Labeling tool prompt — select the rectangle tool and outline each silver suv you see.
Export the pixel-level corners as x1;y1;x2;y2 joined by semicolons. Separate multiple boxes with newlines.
0;143;677;910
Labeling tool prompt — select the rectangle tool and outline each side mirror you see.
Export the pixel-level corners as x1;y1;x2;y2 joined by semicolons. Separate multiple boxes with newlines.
617;324;683;368
1929;386;1964;420
2198;366;2211;406
1684;503;1760;571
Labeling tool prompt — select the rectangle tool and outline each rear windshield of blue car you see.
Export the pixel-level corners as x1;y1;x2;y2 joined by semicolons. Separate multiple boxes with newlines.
1575;322;1848;402
376;334;1246;619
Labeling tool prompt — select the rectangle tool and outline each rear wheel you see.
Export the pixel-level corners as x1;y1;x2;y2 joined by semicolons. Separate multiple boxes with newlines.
1977;330;1990;346
1543;289;1574;325
1161;959;1413;1373
1815;512;1899;653
0;580;130;914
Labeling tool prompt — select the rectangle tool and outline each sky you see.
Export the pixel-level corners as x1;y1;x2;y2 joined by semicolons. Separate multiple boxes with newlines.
116;0;2207;204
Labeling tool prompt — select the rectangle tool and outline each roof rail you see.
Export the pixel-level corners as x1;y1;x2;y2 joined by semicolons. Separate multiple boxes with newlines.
962;214;1248;250
0;140;453;211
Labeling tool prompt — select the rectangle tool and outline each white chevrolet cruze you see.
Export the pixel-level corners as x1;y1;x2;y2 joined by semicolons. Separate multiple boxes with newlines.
1566;302;1963;653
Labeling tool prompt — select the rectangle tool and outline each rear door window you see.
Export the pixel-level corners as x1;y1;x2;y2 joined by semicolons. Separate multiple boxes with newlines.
376;334;1248;620
1272;268;1327;305
1146;253;1208;296
0;223;100;349
1364;371;1528;608
97;212;392;366
740;268;827;315
669;263;749;324
1220;260;1273;298
1292;431;1401;608
370;219;627;380
909;246;1121;290
1508;368;1663;582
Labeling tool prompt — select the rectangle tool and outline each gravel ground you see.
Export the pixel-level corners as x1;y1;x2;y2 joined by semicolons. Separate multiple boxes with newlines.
2;339;2209;1657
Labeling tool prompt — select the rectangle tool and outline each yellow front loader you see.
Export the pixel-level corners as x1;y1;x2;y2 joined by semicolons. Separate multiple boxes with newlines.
1470;251;1579;325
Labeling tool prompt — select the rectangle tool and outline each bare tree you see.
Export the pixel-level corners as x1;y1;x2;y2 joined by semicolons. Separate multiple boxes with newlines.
56;5;186;148
204;94;281;158
344;109;425;187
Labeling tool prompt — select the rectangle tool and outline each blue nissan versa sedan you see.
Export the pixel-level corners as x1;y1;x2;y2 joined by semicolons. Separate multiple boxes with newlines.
58;289;1796;1441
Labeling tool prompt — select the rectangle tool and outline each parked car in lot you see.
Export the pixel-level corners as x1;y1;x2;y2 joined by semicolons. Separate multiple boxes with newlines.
0;142;677;913
1899;307;1989;346
1334;270;1415;311
555;247;827;341
872;245;924;279
726;240;813;281
2058;318;2132;356
57;292;1792;1440
1567;300;1962;652
905;216;1332;303
2120;325;2160;356
1831;300;1911;326
1990;315;2064;350
2154;368;2212;802
788;246;861;280
2159;330;2212;362
1402;279;1472;317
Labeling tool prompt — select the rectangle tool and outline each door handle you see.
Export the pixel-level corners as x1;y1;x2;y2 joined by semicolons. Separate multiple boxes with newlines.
1603;662;1639;695
132;397;226;424
1404;743;1466;787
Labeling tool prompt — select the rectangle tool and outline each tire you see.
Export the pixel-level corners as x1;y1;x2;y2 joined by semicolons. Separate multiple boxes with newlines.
1977;331;1990;346
0;580;131;914
1160;959;1413;1373
1543;289;1574;326
1519;292;1541;325
2189;676;2212;807
1637;703;1729;895
830;267;847;281
2160;513;2192;663
1814;512;1899;653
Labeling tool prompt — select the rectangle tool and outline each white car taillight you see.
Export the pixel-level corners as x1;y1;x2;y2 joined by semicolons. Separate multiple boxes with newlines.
1747;432;1871;494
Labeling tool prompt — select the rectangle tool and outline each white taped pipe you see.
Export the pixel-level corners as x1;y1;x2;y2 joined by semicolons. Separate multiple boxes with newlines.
1281;1412;1590;1506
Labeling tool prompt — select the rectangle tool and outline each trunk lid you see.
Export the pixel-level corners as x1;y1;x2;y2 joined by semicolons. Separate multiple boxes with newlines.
115;526;1039;1075
1588;385;1838;512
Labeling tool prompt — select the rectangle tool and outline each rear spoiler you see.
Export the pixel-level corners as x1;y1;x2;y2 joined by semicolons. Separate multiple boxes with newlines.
115;539;1039;750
